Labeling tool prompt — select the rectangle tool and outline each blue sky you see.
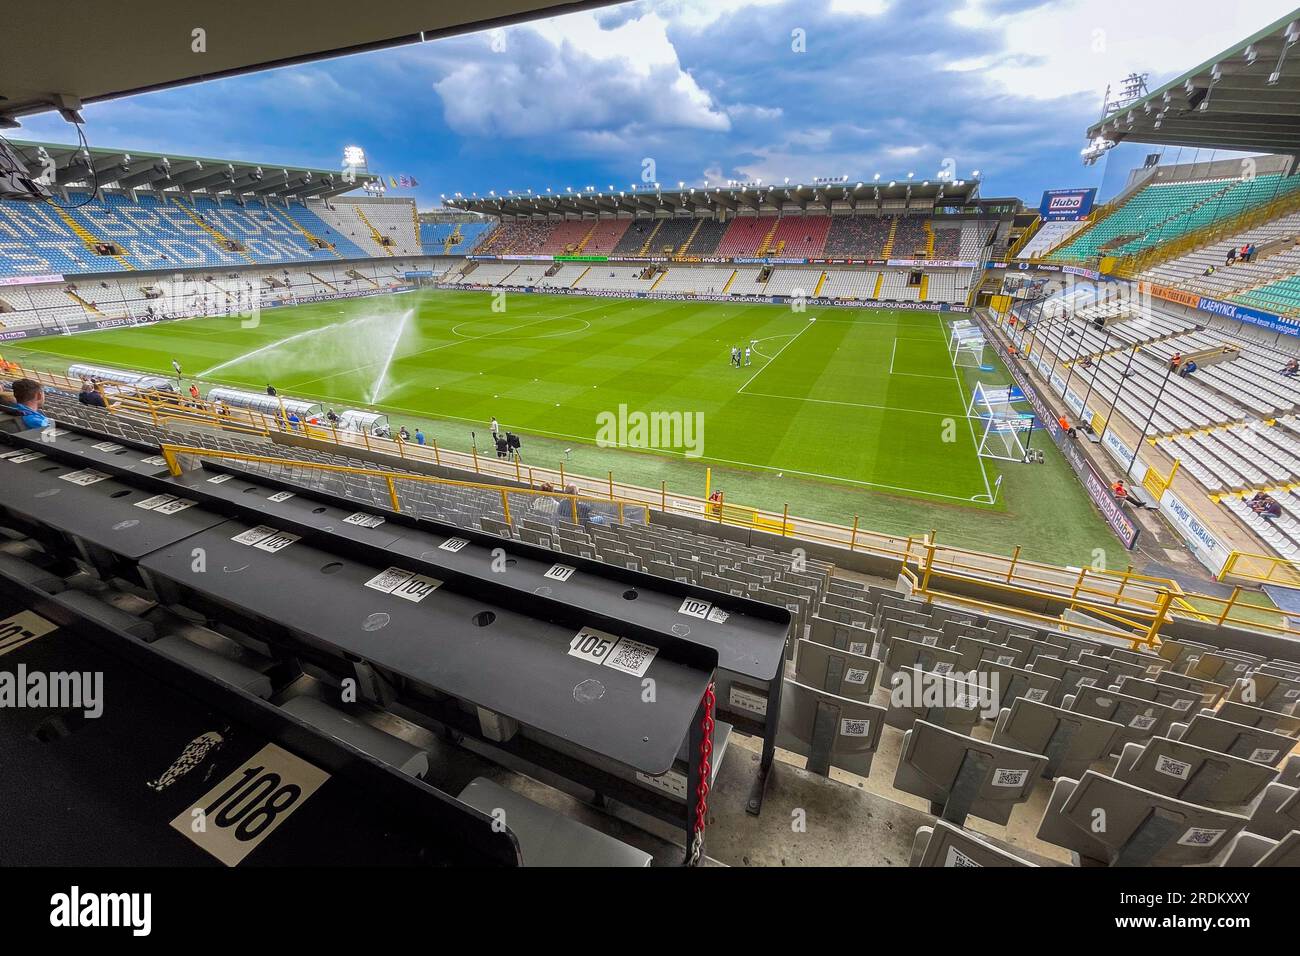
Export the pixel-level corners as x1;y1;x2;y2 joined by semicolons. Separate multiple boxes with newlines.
16;0;1300;210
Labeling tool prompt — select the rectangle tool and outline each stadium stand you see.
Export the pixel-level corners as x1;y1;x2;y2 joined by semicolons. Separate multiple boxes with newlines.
824;215;892;258
715;216;777;257
766;216;830;258
1048;171;1300;264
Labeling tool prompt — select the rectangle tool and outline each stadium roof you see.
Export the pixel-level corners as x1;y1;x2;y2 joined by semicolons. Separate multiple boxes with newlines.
0;0;614;127
4;140;375;200
1085;9;1300;156
445;178;984;218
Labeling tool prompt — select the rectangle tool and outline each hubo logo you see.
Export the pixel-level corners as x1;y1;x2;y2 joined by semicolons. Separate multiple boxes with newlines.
595;404;704;458
0;665;102;718
890;668;1001;720
1048;195;1084;213
50;886;151;936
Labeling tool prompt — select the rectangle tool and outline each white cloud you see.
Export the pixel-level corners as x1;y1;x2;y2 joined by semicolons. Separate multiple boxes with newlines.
949;0;1300;101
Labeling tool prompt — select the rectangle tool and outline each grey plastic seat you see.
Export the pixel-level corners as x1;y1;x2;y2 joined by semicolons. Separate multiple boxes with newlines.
1065;684;1180;753
893;719;1047;826
1281;755;1300;787
793;638;879;703
808;615;874;656
910;818;1037;867
1225;673;1300;714
881;636;962;685
1171;713;1295;767
1155;669;1229;707
1029;654;1109;706
1113;736;1276;808
1222;829;1300;866
1036;770;1249;866
884;664;986;732
1213;700;1300;736
1245;782;1300;841
775;677;886;778
974;658;1060;711
152;633;272;698
992;695;1121;780
458;777;651;867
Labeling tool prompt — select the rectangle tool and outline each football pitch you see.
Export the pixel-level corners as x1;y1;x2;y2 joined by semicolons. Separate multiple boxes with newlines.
19;290;996;499
5;289;1121;565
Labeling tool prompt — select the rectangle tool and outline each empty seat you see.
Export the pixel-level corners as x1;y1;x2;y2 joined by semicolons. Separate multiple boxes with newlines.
280;695;427;777
457;777;651;867
1037;770;1249;866
1244;782;1300;841
152;633;272;698
1171;713;1295;767
910;818;1037;868
992;696;1121;780
1112;736;1275;808
793;638;878;702
1222;829;1300;867
775;678;887;778
893;720;1047;827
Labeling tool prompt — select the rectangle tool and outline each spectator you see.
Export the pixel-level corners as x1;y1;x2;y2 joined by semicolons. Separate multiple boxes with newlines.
266;383;277;397
398;426;411;442
287;411;300;430
1057;415;1076;438
1178;359;1198;378
8;379;50;430
1282;358;1298;377
326;408;340;425
78;379;107;408
1112;479;1144;509
1169;352;1182;371
1249;493;1282;520
1226;247;1237;265
414;429;425;446
1246;243;1256;262
189;382;201;403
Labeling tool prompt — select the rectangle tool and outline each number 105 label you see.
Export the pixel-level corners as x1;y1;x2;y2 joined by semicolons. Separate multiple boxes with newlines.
170;744;329;866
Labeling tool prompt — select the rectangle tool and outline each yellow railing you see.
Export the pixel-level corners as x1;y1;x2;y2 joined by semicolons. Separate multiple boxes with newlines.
11;355;1300;641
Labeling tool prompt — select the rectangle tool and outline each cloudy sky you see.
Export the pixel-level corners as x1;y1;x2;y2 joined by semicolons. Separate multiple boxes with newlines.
16;0;1300;209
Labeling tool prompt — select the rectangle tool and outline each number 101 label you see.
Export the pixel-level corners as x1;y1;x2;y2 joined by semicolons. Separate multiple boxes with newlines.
170;744;329;866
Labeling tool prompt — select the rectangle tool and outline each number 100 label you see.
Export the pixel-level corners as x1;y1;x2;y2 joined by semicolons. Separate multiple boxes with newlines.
170;744;329;866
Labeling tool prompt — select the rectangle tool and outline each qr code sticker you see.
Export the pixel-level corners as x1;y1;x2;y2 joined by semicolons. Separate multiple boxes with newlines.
920;635;939;646
9;452;44;464
60;469;110;486
992;768;1029;788
1177;827;1225;847
996;655;1016;666
207;474;234;484
1172;698;1194;711
135;495;178;511
1155;755;1192;780
1285;689;1300;699
365;567;415;594
848;641;868;655
267;491;295;503
944;846;983;868
155;497;197;515
232;526;277;546
932;662;953;675
706;607;730;624
602;637;659;677
140;456;168;466
839;718;871;738
0;450;23;460
1248;748;1279;764
844;668;870;685
343;512;385;528
1078;677;1097;687
1025;688;1049;702
1146;664;1162;675
91;441;124;452
1128;714;1158;730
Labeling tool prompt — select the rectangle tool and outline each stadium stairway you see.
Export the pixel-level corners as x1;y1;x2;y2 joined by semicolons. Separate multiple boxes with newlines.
354;205;396;256
169;196;256;264
270;204;342;258
51;204;135;271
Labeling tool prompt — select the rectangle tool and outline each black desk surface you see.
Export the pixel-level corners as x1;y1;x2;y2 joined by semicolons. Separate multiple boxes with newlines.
0;594;507;866
139;519;711;775
0;451;225;557
174;462;787;684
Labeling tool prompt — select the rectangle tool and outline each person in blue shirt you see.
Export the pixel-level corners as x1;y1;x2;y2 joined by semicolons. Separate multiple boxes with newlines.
8;379;50;430
414;429;425;445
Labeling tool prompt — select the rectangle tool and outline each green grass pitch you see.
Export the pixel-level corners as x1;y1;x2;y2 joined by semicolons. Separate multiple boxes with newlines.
6;289;1121;565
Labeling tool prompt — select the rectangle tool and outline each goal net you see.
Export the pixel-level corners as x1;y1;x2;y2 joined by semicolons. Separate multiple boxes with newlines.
947;320;987;369
967;382;1031;462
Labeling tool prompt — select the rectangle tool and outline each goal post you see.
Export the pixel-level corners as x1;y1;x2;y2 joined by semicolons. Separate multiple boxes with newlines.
947;319;986;369
967;382;1032;462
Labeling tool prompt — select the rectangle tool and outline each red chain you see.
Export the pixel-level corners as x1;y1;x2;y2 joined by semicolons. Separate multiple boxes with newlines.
692;682;716;839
